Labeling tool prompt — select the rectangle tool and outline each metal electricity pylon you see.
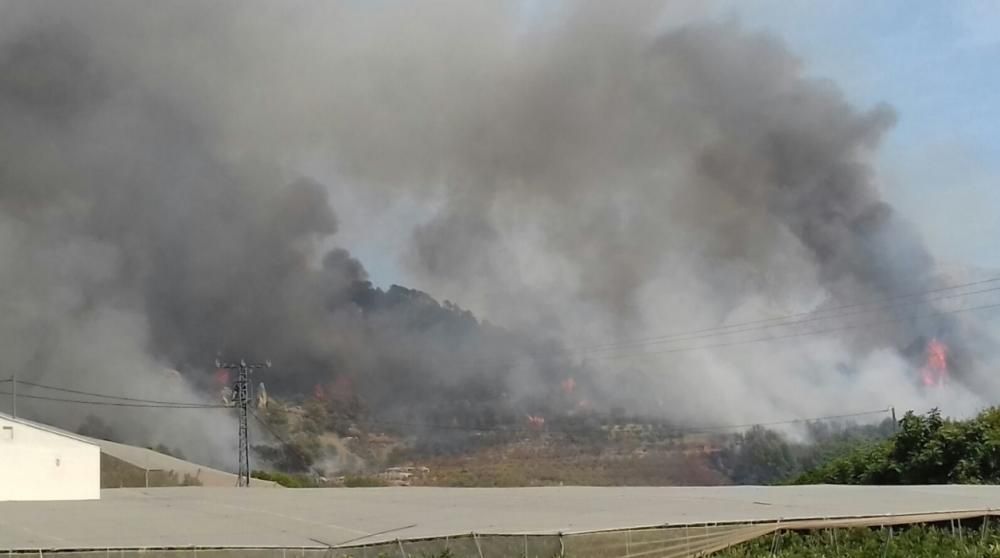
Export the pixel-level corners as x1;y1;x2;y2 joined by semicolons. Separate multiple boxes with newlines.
215;357;271;486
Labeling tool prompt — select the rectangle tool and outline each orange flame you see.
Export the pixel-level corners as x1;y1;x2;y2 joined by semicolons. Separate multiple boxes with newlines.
560;377;576;395
313;383;327;400
331;375;354;403
526;415;545;430
921;338;948;388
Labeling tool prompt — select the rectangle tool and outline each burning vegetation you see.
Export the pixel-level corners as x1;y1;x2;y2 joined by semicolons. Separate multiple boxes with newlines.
921;339;949;388
0;2;995;470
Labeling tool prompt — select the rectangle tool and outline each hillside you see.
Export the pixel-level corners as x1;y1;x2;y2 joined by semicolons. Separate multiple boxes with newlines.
251;390;899;487
410;438;727;487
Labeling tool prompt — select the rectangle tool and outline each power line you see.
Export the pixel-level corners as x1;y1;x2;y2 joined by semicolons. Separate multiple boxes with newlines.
589;299;1000;361
12;379;223;407
580;284;1000;355
358;407;892;436
674;408;891;434
250;408;291;444
217;358;271;487
585;274;1000;349
0;390;225;409
2;380;890;442
577;275;1000;354
249;408;317;469
7;376;888;435
0;372;896;434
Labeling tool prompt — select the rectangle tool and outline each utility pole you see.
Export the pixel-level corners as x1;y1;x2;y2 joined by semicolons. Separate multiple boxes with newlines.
11;371;15;419
216;358;271;486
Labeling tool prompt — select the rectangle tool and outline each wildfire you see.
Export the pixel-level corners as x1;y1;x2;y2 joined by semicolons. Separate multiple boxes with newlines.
921;338;949;388
526;415;545;430
560;377;576;395
313;383;327;400
331;375;354;403
214;368;230;386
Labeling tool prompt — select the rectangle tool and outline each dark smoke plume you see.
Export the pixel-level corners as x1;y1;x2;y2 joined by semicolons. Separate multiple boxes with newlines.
0;1;994;465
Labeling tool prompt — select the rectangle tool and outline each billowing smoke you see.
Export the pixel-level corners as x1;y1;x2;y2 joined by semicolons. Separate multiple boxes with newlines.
0;1;995;465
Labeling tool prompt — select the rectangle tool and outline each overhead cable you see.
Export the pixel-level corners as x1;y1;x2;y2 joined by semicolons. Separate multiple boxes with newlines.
11;379;221;407
0;390;224;409
2;383;890;436
589;300;1000;360
578;275;1000;354
358;407;891;436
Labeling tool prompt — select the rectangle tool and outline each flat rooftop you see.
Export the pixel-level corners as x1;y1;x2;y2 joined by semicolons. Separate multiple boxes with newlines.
2;485;1000;550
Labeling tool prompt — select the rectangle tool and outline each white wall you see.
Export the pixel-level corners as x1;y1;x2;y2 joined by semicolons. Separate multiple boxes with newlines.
0;415;100;501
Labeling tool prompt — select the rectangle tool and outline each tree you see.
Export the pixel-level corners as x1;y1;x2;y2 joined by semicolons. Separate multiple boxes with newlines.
719;426;798;484
262;403;290;436
795;407;1000;485
302;397;329;435
253;427;323;473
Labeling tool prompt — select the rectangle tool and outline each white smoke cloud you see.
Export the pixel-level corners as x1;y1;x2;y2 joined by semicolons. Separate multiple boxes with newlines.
0;0;996;465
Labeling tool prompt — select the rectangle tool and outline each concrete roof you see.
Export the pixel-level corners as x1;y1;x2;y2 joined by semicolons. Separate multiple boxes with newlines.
2;485;1000;550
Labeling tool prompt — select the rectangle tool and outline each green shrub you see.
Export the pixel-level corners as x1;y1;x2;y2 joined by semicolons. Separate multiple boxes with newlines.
251;470;318;488
716;418;894;485
795;407;1000;485
717;523;1000;557
343;475;387;487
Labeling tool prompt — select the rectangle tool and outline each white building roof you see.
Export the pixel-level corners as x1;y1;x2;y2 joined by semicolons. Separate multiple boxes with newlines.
0;411;99;447
1;485;1000;550
0;412;274;487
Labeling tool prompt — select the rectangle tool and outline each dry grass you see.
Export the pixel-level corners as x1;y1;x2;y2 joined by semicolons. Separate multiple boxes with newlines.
413;438;727;487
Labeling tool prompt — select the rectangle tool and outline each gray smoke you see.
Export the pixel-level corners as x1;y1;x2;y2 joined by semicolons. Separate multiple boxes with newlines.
0;1;994;465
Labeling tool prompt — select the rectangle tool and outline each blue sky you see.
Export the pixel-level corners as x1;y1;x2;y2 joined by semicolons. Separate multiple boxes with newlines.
352;1;1000;287
543;0;1000;271
720;1;1000;270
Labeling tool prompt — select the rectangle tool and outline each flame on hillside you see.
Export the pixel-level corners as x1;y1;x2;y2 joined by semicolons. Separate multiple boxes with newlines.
921;338;949;388
526;415;545;431
561;377;576;395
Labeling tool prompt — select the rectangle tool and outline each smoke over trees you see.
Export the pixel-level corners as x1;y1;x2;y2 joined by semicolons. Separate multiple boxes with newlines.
0;1;994;464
